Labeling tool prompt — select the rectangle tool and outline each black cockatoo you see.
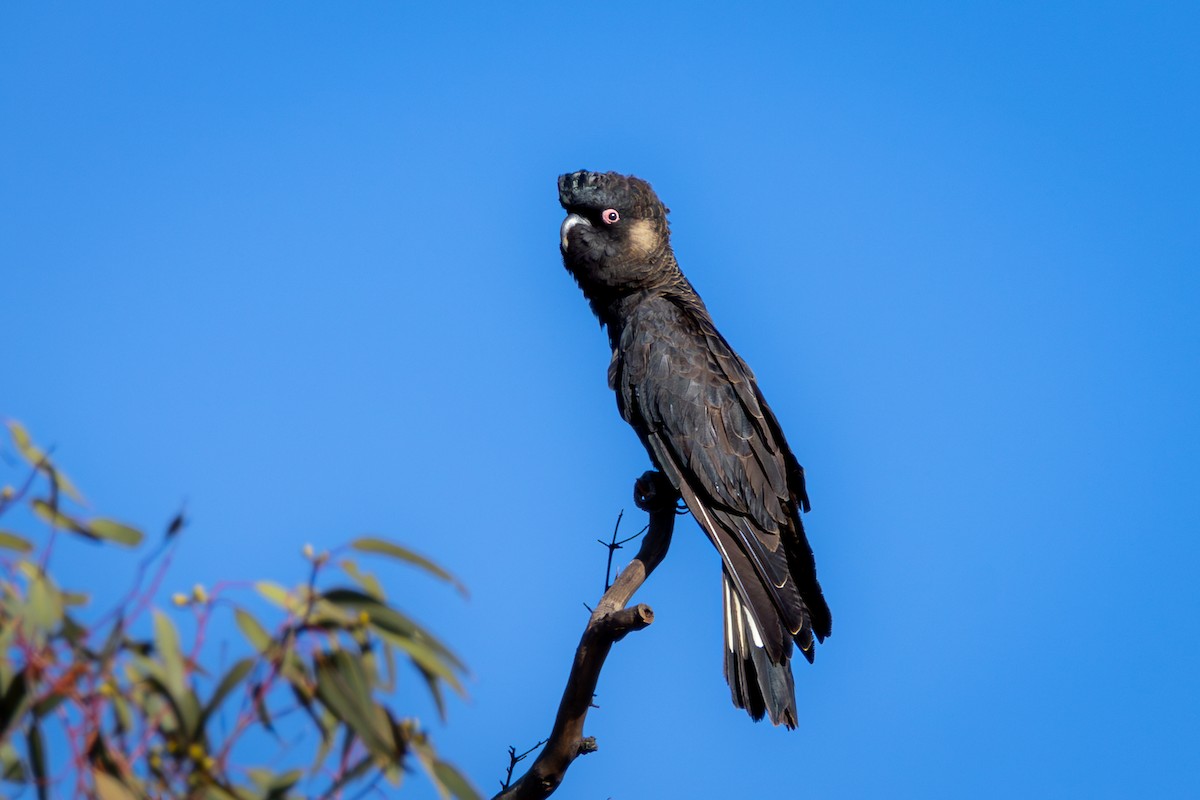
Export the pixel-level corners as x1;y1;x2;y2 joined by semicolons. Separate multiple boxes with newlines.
557;170;831;728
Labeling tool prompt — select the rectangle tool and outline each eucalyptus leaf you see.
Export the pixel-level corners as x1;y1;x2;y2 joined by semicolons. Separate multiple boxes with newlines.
265;767;303;794
0;740;28;782
93;770;138;800
199;657;255;728
321;588;466;672
350;537;467;595
153;610;186;698
340;558;385;600
0;531;33;553
6;422;84;502
87;518;144;547
432;760;482;800
27;722;46;800
313;651;394;760
318;755;376;798
0;670;30;748
255;581;293;611
144;675;200;740
99;617;125;665
30;500;91;539
27;571;64;633
235;609;272;653
251;682;276;736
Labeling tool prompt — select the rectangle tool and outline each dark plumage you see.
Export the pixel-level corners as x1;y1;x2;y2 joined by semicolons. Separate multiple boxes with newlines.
557;170;831;728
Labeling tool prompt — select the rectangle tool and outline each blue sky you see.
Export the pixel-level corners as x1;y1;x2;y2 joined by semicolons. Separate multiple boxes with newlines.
3;3;1198;798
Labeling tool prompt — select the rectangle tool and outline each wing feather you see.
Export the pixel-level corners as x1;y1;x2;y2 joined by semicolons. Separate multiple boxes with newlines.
616;296;829;656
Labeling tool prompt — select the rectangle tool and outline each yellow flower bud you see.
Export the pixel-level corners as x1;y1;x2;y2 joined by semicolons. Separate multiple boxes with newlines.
188;743;204;760
302;543;314;559
171;593;189;607
192;584;208;604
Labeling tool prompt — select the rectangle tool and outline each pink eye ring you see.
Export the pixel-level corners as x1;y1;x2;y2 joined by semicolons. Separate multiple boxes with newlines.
602;208;620;224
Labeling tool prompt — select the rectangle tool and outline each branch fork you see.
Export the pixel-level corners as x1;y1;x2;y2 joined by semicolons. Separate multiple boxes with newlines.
494;471;678;800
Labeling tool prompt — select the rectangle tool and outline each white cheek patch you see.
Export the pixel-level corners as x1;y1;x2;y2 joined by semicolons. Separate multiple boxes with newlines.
627;219;659;256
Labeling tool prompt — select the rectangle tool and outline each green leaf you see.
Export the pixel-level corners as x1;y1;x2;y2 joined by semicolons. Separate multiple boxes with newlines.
199;657;255;728
6;421;84;503
93;770;139;800
432;760;482;800
6;420;39;462
250;683;276;736
178;688;202;739
307;598;353;628
317;754;376;798
31;690;67;719
0;627;15;684
313;651;395;761
30;499;91;538
45;464;85;506
99;617;125;665
264;767;303;796
379;631;464;699
321;588;467;672
340;558;385;600
245;768;275;790
309;706;338;776
0;531;33;553
279;650;312;699
0;670;30;745
350;538;467;595
134;688;174;734
321;587;466;713
151;612;201;737
414;663;448;721
410;731;447;798
86;518;144;547
199;785;242;800
255;581;294;611
27;722;46;800
143;674;201;740
235;608;272;653
288;680;323;738
111;692;133;735
153;610;185;698
1;740;28;782
27;571;64;633
380;637;397;693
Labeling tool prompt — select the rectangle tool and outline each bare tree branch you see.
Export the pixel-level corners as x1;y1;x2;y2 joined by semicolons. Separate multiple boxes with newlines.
493;470;679;800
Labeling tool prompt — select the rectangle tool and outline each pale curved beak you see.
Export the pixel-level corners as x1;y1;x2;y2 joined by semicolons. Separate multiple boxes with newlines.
560;213;590;252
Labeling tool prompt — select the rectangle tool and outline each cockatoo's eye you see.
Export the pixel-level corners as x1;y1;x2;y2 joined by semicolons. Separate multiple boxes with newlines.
602;208;620;225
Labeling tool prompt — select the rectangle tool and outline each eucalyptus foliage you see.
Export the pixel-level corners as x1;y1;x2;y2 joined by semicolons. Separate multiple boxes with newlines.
0;421;479;799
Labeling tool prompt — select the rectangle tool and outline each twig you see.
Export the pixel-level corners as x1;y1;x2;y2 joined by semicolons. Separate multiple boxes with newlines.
597;510;648;591
492;471;678;800
500;739;548;791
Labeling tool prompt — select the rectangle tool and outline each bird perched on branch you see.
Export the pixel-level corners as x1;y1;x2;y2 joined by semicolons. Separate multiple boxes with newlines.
557;170;831;728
